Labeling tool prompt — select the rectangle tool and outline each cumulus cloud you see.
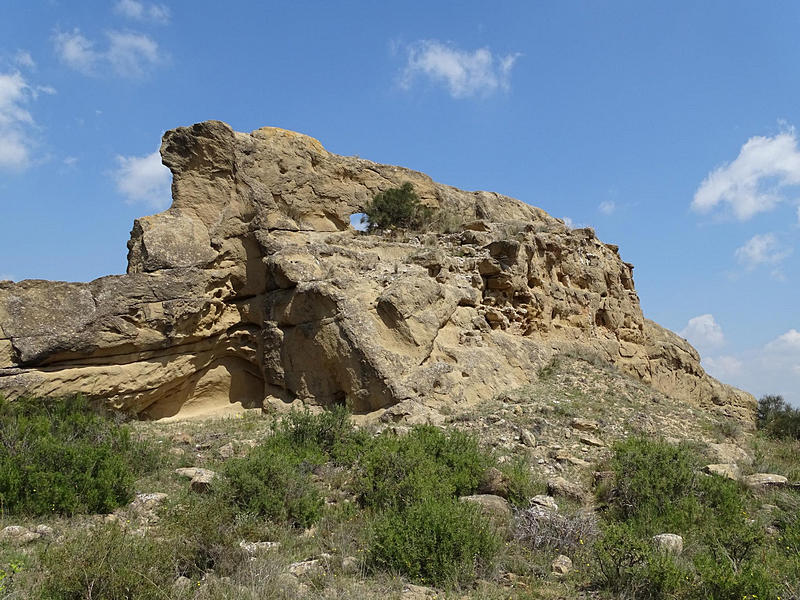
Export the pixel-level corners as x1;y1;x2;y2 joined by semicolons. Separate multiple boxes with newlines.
0;70;53;170
401;40;520;98
766;329;800;351
692;129;800;220
734;233;791;270
53;29;99;74
705;329;800;406
106;31;160;77
115;0;170;24
702;355;743;379
53;29;162;78
680;314;725;349
598;200;616;215
114;150;171;208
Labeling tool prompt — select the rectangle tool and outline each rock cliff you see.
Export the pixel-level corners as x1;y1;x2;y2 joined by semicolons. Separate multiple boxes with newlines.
0;121;754;421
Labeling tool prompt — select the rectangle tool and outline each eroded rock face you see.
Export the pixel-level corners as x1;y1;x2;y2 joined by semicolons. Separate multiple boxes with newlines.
0;121;754;421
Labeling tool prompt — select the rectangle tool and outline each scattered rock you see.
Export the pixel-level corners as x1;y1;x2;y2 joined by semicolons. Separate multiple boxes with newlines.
239;540;280;555
171;432;192;445
704;463;740;480
579;435;605;448
551;554;573;575
380;400;445;426
743;473;788;489
341;555;359;574
709;443;750;465
218;442;235;459
34;524;54;537
459;494;513;528
130;492;168;513
478;467;511;498
0;525;39;545
570;418;599;432
547;477;586;502
175;467;215;480
652;533;683;555
530;495;559;512
288;559;323;577
520;429;537;447
190;469;217;493
172;576;192;592
401;583;438;599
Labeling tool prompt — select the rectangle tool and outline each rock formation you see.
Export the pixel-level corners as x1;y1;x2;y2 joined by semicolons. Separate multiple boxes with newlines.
0;121;754;421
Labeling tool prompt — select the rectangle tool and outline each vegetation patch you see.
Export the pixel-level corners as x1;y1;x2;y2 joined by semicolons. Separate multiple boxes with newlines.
0;395;156;516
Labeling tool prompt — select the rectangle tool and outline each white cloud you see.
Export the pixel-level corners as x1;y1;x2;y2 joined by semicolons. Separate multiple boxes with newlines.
766;329;800;351
0;70;50;170
401;40;520;98
106;31;160;77
797;205;800;225
63;156;78;166
53;29;100;74
53;29;162;78
115;150;171;208
692;129;800;220
680;313;725;349
14;50;35;69
563;217;575;228
598;200;616;215
734;233;791;270
115;0;170;23
703;355;743;379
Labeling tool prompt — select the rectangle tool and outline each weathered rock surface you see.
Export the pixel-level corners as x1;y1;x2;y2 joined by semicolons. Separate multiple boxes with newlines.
0;120;754;421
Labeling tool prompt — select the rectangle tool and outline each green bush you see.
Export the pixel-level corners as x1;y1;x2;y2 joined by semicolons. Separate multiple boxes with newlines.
222;440;323;528
607;436;701;534
355;425;492;510
498;456;542;508
369;497;501;586
362;182;433;232
757;394;800;439
274;405;367;464
0;396;149;516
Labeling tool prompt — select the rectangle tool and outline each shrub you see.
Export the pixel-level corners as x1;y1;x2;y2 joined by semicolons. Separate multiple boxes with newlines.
607;436;702;534
368;497;501;586
361;183;433;232
37;524;175;600
222;440;323;528
515;505;599;554
0;396;147;516
355;425;491;510
757;394;800;439
274;405;367;464
498;456;542;508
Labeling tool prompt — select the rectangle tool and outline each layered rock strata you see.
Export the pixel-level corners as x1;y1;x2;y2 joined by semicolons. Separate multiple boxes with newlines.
0;121;754;421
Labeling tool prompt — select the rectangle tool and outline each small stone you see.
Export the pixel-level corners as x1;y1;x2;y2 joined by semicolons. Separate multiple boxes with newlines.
551;554;572;575
704;463;740;480
547;477;586;502
239;540;280;555
459;494;513;528
218;442;235;459
34;524;54;536
570;418;599;432
175;467;216;480
652;533;683;555
530;495;559;512
0;525;40;545
743;473;788;488
190;470;217;493
172;576;192;592
579;435;605;447
288;559;323;577
168;447;185;456
341;556;359;574
171;432;192;445
401;583;437;599
478;467;511;498
520;429;536;447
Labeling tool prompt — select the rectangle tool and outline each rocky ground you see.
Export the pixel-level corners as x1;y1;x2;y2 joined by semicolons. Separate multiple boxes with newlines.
3;355;793;599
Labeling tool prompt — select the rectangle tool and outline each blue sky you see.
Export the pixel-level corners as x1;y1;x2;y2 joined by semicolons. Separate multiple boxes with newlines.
1;1;799;404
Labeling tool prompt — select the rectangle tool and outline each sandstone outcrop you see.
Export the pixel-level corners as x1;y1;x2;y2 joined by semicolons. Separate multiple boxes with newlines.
0;121;754;421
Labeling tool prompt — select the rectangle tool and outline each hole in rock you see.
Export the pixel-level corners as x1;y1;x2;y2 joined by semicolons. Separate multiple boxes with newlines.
350;213;368;231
